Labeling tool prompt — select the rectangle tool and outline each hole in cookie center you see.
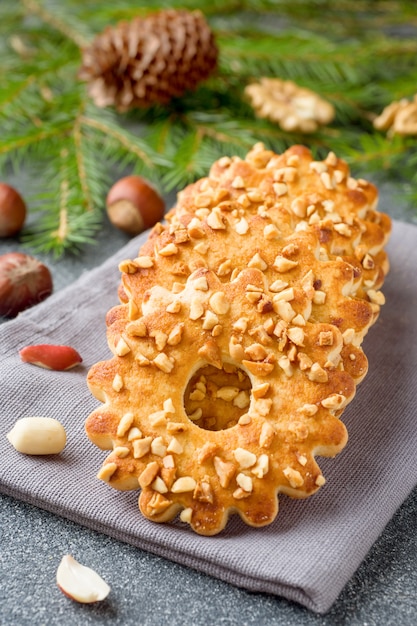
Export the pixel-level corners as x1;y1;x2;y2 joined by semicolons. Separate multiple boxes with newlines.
184;363;252;431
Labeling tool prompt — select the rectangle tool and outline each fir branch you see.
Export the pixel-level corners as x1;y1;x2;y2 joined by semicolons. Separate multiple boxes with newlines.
0;0;415;256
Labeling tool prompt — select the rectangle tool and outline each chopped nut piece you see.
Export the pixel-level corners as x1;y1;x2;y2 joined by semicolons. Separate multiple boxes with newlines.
166;300;182;314
214;456;235;488
313;290;326;305
171;476;197;493
252;454;269;478
273;256;299;272
126;319;147;337
180;507;193;523
193;479;214;504
236;473;253;492
207;210;226;230
158;243;178;256
248;253;268;271
238;414;252;425
134;255;154;269
273;287;295;303
233;390;250;409
231;175;245;189
269;279;289;293
287;326;305;346
278;355;293;377
297;403;318;416
209;291;230;315
153;353;175;373
133;437;152;459
150;330;168;351
308;362;329;383
112;373;124;392
189;296;205;320
259;422;275;448
216;386;240;402
235;217;249;235
234;447;257;469
252;382;270;399
113;446;130;458
127;427;142;441
188;408;203;421
367;289;386;305
197;442;218;464
264;224;280;239
148;410;167;428
318;330;334;346
315;474;326;487
139;461;160;488
283;466;304;488
97;462;117;482
152;476;169;494
167;437;183;454
117;412;135;437
321;394;347;409
245;343;268;361
118;259;138;274
115;337;131;356
192;275;209;291
151;437;167;457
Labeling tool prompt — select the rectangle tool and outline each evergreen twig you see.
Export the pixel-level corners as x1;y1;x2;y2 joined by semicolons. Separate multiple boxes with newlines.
0;0;416;255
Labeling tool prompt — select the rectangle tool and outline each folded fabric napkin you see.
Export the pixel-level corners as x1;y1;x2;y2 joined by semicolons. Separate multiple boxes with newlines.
1;219;416;614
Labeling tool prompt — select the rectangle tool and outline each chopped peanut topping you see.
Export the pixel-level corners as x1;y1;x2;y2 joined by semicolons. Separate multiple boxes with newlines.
235;217;249;235
214;456;235;488
283;466;304;488
151;437;167;457
252;454;269;478
236;473;253;492
318;330;334;346
117;412;135;437
209;291;230;315
115;337;131;356
113;446;130;458
112;373;124;392
273;256;299;272
153;353;175;373
171;476;197;493
321;394;347;409
97;463;117;482
259;422;275;448
139;461;160;488
158;243;178;256
133;437;152;459
234;448;257;469
308;362;329;383
134;255;154;269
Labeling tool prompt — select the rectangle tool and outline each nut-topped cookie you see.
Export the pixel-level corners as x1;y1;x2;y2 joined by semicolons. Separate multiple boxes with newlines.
86;144;390;535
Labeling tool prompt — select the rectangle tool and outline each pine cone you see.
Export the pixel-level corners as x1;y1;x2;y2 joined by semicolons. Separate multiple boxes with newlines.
79;9;218;111
245;78;335;133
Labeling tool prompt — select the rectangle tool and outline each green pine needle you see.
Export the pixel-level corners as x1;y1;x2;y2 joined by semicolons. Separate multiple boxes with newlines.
0;0;416;255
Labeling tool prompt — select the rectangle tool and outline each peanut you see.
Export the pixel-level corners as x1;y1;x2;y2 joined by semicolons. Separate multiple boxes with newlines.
7;416;67;455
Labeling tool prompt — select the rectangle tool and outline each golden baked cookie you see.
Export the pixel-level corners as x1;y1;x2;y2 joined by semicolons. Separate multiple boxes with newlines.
86;144;390;535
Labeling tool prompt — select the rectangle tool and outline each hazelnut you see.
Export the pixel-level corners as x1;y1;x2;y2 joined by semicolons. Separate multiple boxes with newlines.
0;183;27;237
106;175;165;235
0;252;53;317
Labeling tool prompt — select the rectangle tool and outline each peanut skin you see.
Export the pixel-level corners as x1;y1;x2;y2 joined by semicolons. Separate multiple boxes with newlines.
19;344;82;371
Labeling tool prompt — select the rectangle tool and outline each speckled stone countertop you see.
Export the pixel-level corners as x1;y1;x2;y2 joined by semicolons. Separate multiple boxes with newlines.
1;182;417;625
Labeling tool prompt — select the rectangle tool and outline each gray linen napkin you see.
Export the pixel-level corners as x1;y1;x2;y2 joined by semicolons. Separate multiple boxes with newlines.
1;219;416;614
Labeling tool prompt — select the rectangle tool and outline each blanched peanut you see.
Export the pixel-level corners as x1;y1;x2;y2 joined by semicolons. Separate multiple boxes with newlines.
7;417;67;455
